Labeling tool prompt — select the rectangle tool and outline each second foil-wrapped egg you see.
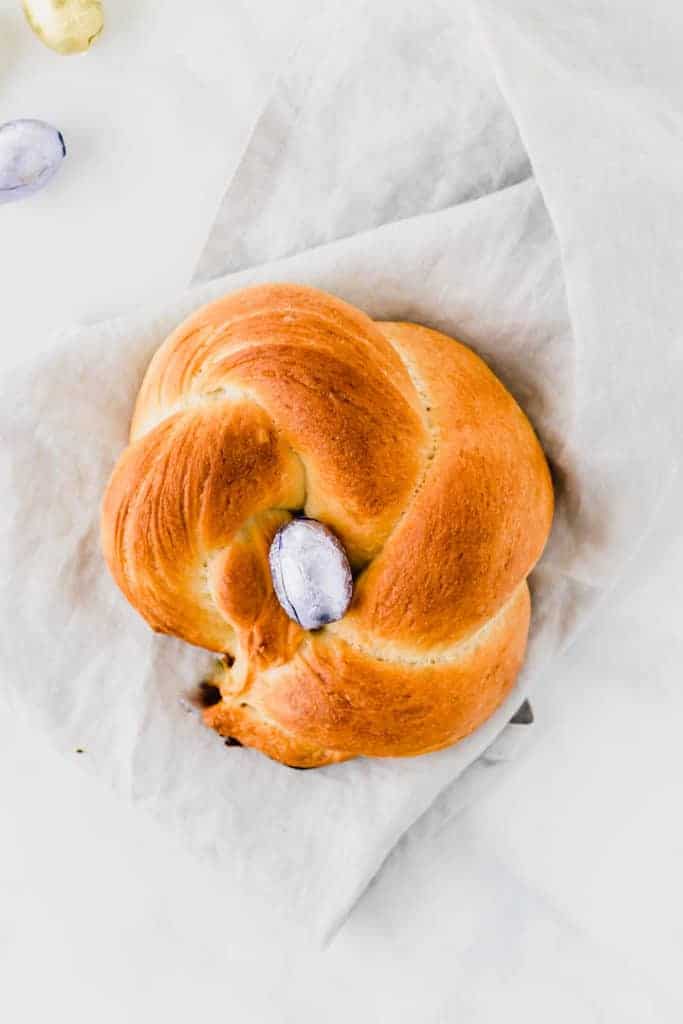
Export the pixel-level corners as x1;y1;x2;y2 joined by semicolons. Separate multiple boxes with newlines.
0;119;66;203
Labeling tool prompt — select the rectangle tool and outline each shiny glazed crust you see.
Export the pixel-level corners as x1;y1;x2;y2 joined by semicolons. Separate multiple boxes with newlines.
101;284;553;766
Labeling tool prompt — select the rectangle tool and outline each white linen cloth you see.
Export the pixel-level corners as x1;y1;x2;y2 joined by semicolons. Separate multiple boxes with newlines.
0;0;679;946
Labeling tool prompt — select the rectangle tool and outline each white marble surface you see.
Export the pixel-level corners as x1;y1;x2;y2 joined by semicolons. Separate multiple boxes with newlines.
1;1;682;1019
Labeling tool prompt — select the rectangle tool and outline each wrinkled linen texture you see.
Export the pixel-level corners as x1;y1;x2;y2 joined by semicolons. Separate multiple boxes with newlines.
0;0;680;946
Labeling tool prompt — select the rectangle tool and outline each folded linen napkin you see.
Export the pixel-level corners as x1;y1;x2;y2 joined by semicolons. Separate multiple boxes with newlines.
0;0;679;946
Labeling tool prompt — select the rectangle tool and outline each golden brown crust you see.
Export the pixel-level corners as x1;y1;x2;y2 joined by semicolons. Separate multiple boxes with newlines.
256;582;530;759
336;323;554;652
130;283;430;566
101;284;554;767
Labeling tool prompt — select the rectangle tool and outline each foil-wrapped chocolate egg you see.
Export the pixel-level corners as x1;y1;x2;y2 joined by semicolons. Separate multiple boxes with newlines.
0;119;66;203
22;0;104;55
269;519;353;630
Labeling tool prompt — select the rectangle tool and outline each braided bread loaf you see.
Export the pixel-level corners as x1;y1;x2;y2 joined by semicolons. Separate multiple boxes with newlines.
101;284;553;767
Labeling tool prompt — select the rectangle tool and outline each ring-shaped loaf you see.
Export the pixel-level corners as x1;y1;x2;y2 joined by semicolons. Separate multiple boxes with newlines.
101;284;553;766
